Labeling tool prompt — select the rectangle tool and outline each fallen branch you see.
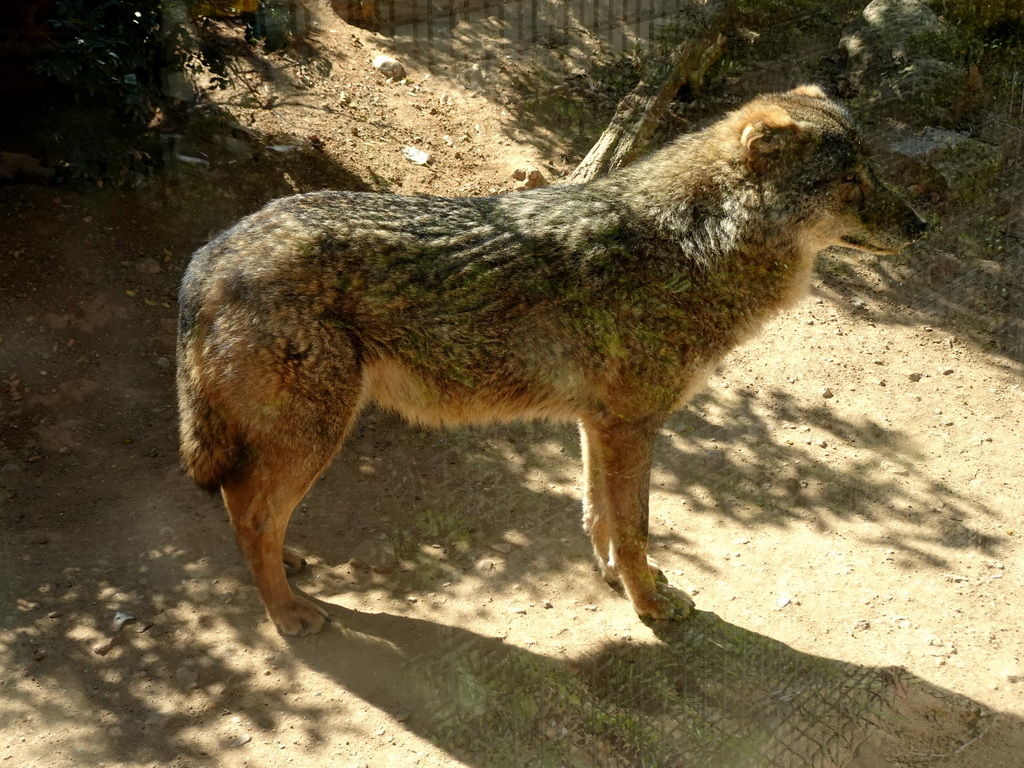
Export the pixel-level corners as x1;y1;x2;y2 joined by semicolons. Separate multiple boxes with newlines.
566;0;734;184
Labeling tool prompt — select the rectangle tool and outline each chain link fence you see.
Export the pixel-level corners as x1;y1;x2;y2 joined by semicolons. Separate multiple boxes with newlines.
405;611;913;767
338;0;702;54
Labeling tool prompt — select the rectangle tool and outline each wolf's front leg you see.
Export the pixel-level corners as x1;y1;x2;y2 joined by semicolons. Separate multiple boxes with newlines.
580;416;694;621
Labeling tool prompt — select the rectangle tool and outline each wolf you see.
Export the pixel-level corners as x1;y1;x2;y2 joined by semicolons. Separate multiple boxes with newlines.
177;85;926;635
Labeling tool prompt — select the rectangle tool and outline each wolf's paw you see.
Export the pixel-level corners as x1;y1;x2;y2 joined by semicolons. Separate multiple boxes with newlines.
282;547;307;577
601;556;667;587
269;595;329;636
634;583;696;623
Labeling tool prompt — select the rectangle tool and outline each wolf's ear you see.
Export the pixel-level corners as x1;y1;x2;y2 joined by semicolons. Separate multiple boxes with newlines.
739;106;809;172
789;84;827;99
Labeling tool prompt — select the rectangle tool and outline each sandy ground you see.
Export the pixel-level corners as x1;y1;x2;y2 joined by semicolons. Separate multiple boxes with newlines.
2;5;1023;767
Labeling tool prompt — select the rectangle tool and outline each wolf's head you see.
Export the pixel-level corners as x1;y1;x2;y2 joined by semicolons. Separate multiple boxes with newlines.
726;85;927;255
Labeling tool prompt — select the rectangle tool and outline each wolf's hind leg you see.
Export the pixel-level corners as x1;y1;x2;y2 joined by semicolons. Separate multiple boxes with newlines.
218;347;363;636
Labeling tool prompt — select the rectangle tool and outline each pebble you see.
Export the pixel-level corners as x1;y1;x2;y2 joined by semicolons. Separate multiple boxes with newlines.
853;619;871;631
511;167;548;190
488;542;512;554
542;599;553;609
821;387;834;399
372;54;406;81
92;637;117;656
908;372;923;382
229;734;252;748
941;368;955;375
401;145;431;165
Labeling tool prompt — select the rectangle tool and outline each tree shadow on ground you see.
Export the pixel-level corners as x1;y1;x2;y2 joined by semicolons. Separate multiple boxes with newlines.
4;559;1020;767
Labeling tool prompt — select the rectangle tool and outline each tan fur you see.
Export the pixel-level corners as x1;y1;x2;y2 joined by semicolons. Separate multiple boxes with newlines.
177;87;926;635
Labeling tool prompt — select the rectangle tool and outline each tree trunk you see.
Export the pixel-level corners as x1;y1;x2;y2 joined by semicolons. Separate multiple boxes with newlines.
566;0;736;184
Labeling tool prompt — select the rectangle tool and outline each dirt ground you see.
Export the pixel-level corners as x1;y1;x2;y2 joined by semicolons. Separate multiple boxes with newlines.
2;4;1023;767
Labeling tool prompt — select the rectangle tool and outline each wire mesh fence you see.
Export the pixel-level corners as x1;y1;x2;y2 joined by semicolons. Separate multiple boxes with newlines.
405;611;911;768
338;0;703;55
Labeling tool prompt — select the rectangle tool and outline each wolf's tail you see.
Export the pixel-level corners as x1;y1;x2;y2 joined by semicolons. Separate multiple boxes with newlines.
176;339;247;493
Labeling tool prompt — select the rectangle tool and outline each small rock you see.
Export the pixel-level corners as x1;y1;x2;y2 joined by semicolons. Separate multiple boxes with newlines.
401;145;431;165
47;610;61;619
134;258;161;275
349;539;398;574
488;542;512;554
32;649;46;661
112;611;136;630
229;733;252;748
372;54;406;81
92;637;117;656
908;372;923;382
853;619;871;631
777;595;792;608
510;607;527;615
821;387;834;399
512;167;548;190
542;599;553;609
474;559;495;572
941;368;954;375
